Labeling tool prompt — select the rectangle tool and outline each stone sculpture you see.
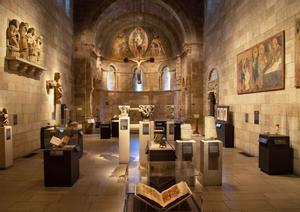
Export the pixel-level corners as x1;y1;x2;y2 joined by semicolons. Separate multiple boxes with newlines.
6;19;20;57
138;105;155;120
6;19;43;64
0;108;9;127
166;105;175;119
27;28;36;62
118;105;131;117
19;22;29;59
46;72;63;104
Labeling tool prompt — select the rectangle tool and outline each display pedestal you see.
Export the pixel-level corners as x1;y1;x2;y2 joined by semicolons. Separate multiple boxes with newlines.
119;116;130;163
216;121;234;147
44;146;80;187
167;121;174;141
55;104;62;125
100;123;111;139
200;139;222;186
176;140;195;161
0;126;13;168
148;141;176;161
258;134;292;174
139;121;151;167
111;119;119;137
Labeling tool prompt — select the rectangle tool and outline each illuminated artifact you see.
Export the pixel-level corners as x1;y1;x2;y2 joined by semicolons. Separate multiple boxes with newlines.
118;105;131;117
138;105;155;120
0;108;9;126
46;72;63;104
6;18;43;64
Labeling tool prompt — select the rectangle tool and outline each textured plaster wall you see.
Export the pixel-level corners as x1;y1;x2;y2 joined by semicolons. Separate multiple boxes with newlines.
0;0;73;158
203;0;300;173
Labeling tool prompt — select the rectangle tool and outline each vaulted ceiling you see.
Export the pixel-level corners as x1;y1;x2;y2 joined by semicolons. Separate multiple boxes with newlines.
74;0;204;57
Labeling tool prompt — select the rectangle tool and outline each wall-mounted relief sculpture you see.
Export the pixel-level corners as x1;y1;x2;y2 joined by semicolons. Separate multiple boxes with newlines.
295;20;300;88
5;19;45;79
0;108;9;127
46;72;63;105
237;31;285;94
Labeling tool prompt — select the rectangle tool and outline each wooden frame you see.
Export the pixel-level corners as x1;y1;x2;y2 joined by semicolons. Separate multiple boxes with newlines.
237;31;285;94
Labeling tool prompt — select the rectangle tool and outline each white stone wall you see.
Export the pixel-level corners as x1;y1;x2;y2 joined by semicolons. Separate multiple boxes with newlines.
204;0;300;173
0;0;73;158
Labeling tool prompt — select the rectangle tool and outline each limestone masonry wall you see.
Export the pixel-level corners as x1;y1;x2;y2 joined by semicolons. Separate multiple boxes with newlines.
204;0;300;173
0;0;73;158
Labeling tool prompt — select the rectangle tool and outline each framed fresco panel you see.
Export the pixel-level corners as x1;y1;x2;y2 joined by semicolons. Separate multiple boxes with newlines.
295;20;300;88
237;31;285;94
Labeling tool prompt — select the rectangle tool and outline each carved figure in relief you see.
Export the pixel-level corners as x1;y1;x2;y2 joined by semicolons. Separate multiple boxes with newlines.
6;19;20;57
46;72;63;104
19;22;29;59
36;36;43;63
27;27;37;62
0;108;9;127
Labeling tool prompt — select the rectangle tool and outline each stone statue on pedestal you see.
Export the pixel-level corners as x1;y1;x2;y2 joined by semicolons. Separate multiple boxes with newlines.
138;105;155;120
118;105;130;117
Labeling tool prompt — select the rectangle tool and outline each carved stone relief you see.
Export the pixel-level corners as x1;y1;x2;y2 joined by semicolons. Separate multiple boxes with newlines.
5;19;45;79
6;19;43;64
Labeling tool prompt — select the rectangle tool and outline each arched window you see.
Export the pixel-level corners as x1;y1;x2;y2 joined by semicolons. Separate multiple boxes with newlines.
65;0;70;17
134;68;143;92
107;66;116;90
161;66;171;91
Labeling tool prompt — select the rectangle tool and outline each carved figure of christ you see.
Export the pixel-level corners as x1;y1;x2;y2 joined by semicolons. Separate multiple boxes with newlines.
128;58;149;84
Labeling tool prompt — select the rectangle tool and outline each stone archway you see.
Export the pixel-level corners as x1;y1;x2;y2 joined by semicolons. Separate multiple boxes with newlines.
207;68;218;116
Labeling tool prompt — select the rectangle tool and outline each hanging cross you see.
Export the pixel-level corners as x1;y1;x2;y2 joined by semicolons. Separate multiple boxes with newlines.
124;44;154;84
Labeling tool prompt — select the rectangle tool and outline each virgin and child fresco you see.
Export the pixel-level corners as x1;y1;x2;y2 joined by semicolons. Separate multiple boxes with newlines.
237;31;285;94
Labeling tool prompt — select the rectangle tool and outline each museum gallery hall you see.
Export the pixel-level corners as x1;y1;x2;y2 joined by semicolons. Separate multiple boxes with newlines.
1;0;300;211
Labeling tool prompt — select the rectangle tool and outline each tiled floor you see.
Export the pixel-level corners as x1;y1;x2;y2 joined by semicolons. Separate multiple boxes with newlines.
0;134;299;212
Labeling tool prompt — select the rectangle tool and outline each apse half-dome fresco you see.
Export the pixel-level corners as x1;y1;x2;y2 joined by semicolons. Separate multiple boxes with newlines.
110;26;168;60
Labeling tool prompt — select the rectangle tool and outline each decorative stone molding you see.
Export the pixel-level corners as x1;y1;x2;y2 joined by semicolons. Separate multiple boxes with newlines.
5;56;45;79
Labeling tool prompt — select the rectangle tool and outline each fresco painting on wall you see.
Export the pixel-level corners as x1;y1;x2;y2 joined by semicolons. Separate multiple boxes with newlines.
111;27;166;59
237;31;285;94
295;20;300;88
128;26;149;57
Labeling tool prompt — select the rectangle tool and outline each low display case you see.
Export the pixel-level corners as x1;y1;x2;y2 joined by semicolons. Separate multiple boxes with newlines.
258;134;293;175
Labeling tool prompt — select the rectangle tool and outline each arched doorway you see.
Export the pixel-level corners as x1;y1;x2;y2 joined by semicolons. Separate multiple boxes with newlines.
207;68;219;117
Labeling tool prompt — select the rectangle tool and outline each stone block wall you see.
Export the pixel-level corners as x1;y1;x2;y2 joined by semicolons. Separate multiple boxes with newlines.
203;0;300;173
99;91;175;123
0;0;73;158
